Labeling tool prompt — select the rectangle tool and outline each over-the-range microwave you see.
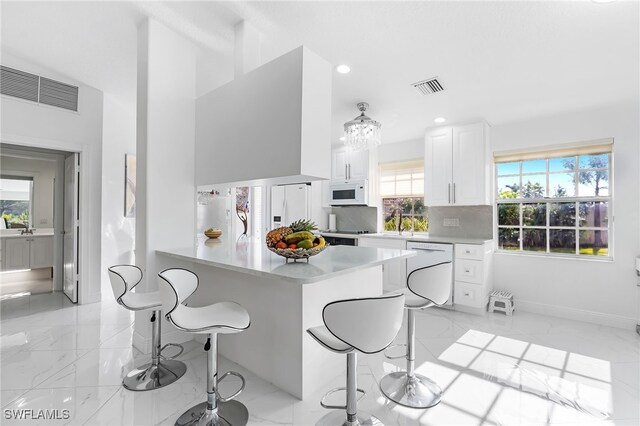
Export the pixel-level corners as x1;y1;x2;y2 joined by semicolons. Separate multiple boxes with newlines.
330;180;368;206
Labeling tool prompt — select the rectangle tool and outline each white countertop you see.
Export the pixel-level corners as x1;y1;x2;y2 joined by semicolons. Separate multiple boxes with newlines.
157;237;415;284
359;233;493;245
0;229;55;239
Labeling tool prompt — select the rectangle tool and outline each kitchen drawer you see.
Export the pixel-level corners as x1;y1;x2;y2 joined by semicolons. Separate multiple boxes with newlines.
454;281;484;308
455;244;484;260
454;258;483;284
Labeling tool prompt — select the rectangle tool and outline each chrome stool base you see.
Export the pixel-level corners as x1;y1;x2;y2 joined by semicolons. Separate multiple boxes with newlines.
379;371;442;408
174;400;248;426
316;410;383;426
123;359;187;391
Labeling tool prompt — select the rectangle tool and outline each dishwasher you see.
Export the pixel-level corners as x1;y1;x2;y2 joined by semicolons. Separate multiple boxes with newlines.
406;241;454;307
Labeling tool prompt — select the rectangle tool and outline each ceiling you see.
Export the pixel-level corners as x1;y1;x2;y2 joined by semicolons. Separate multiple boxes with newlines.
2;1;638;145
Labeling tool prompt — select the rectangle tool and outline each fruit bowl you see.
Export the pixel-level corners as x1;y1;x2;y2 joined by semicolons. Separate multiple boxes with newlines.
204;229;222;239
268;244;329;263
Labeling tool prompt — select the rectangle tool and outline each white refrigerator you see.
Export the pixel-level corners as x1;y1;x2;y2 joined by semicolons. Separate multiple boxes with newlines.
271;184;311;229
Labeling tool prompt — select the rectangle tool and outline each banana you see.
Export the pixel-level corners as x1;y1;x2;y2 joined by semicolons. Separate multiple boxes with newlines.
313;236;326;249
284;231;315;244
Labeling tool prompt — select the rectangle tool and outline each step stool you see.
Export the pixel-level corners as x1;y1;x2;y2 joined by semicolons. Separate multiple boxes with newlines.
488;290;514;315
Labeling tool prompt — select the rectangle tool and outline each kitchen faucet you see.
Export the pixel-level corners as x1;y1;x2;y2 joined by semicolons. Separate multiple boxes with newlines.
391;208;405;235
20;222;33;235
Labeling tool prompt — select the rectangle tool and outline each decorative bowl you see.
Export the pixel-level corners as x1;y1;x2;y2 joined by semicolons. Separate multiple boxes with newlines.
268;244;329;263
204;229;223;239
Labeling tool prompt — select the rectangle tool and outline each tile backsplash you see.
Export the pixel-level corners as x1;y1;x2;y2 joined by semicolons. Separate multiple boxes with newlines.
331;206;378;232
428;206;493;239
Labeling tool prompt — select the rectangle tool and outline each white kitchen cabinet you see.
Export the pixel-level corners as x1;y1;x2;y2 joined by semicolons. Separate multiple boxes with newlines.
30;236;54;269
425;122;491;206
3;238;31;271
453;242;493;314
1;236;54;271
357;237;406;292
331;147;369;183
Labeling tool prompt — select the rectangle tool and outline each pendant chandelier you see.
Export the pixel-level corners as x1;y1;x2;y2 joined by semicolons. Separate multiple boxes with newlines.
343;102;381;151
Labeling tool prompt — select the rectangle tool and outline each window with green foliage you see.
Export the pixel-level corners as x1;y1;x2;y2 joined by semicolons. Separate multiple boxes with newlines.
380;160;428;232
0;177;33;228
496;146;611;257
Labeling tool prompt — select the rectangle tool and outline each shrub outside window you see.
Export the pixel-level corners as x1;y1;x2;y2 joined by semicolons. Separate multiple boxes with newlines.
0;177;33;228
496;149;611;258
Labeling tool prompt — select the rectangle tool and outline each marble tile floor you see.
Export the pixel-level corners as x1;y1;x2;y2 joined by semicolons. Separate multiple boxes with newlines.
1;292;638;425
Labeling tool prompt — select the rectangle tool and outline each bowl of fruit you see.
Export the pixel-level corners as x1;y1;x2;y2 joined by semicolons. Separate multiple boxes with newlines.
266;219;328;263
204;228;223;239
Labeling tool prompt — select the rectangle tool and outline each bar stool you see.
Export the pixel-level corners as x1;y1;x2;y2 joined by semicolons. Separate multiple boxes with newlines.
158;268;251;426
307;293;405;426
379;262;453;408
108;265;187;391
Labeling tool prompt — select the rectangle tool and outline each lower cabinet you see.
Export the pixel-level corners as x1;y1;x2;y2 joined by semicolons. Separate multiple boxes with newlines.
357;237;407;292
1;236;54;271
453;242;493;314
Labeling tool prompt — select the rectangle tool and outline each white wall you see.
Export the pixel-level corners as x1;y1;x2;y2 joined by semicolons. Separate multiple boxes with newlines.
491;101;640;328
134;19;197;351
100;94;136;297
377;138;423;164
0;52;104;304
0;155;56;227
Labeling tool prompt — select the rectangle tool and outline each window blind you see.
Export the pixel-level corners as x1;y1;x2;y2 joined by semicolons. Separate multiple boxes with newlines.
494;138;613;163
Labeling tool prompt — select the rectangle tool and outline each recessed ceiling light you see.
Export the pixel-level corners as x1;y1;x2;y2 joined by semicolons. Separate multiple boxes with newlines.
335;64;351;74
339;136;346;142
434;117;447;124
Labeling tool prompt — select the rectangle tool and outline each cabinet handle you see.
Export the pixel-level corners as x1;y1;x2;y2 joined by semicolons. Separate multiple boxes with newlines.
465;250;471;254
464;268;471;273
453;183;456;203
448;183;451;203
348;163;351;180
345;164;348;180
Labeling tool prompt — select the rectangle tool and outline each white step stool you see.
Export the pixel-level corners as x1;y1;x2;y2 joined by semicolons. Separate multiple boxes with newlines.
488;290;514;315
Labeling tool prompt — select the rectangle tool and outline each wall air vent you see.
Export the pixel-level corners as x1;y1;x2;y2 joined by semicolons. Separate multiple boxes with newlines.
411;77;444;96
39;77;79;111
0;65;79;112
0;66;39;102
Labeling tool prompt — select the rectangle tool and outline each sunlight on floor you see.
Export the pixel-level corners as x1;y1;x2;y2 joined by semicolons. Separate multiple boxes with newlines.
383;329;616;425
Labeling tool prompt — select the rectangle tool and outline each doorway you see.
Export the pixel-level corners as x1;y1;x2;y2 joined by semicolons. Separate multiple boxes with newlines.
0;143;80;306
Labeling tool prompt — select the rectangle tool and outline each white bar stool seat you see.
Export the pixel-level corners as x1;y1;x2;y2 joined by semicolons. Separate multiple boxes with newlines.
307;293;405;426
379;262;453;409
108;265;187;391
159;268;250;426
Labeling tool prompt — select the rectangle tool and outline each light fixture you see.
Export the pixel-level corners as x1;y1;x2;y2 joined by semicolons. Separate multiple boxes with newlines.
335;64;351;74
339;136;346;142
434;117;447;124
343;102;382;151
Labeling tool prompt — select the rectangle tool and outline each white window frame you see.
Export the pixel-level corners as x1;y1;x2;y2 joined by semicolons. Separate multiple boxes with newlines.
494;151;613;260
379;160;428;233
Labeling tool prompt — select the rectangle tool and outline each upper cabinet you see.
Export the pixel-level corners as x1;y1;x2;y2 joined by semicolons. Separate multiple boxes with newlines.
331;147;369;182
425;122;491;206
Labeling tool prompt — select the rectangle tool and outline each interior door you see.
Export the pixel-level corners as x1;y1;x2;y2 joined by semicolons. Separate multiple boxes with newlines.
63;154;79;303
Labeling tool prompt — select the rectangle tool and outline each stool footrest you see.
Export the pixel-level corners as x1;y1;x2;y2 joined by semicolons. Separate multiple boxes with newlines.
319;386;366;410
159;343;184;361
384;343;407;360
216;371;246;402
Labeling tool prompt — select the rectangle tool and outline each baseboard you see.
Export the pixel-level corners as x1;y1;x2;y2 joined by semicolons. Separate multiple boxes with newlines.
132;328;194;354
516;299;637;331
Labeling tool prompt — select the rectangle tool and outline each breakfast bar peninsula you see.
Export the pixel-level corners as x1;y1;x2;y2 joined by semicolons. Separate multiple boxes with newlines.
157;237;413;399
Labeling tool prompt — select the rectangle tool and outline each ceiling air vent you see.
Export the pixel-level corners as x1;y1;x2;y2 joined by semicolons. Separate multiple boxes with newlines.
0;65;79;112
0;66;39;102
411;77;444;96
39;77;79;111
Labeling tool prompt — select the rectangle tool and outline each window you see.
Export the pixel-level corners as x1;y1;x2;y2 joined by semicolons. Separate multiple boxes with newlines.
495;144;611;257
0;177;33;228
380;160;428;232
